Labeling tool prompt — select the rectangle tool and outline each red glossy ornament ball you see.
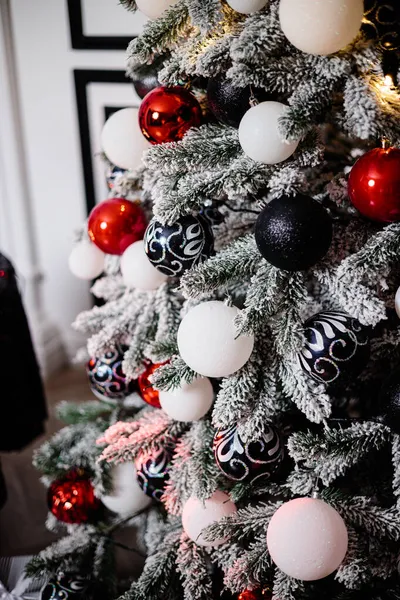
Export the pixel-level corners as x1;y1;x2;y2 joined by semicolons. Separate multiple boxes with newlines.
238;590;272;600
137;362;167;408
139;86;202;145
348;146;400;222
47;471;102;524
88;198;147;255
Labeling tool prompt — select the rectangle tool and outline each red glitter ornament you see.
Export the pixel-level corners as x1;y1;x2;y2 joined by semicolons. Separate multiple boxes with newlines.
139;86;202;145
137;362;167;408
238;589;272;600
88;198;147;255
47;471;102;524
348;146;400;222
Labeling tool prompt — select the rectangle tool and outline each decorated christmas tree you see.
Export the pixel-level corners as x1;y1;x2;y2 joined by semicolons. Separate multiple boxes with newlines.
26;1;400;599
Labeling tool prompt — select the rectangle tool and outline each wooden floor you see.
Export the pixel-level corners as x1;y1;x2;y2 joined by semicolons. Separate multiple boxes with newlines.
0;367;93;556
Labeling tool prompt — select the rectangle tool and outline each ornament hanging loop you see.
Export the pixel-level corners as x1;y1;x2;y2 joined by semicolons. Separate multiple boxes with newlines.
249;85;259;108
381;137;391;150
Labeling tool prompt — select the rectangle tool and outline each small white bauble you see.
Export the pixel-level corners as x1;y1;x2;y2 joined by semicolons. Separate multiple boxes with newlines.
136;0;179;19
101;108;151;171
279;0;364;56
68;240;105;280
177;301;255;378
239;101;299;165
267;498;348;581
395;287;400;319
159;377;214;422
182;491;237;547
102;462;151;517
226;0;268;14
121;241;168;291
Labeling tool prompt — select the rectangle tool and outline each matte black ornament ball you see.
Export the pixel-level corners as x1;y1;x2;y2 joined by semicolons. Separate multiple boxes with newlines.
207;75;271;128
213;423;284;484
255;195;332;271
299;311;370;385
41;572;90;600
87;345;136;401
144;214;214;277
379;369;400;434
135;445;172;501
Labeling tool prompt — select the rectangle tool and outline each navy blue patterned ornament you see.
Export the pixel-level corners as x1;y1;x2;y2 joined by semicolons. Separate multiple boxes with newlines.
106;165;126;190
213;424;284;484
144;215;214;277
87;345;136;401
299;311;370;385
41;572;90;600
200;200;225;226
135;445;172;501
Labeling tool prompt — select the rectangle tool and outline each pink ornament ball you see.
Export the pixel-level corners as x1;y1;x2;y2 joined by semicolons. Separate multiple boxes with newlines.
267;497;348;581
182;491;237;547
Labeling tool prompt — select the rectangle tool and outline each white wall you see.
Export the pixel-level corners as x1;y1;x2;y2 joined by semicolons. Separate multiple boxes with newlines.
6;0;145;362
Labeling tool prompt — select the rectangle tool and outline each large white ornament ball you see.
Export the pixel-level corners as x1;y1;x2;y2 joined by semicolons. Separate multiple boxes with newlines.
226;0;268;14
239;101;299;165
177;301;255;378
159;377;214;422
102;462;151;517
267;498;348;581
279;0;364;56
395;287;400;319
68;240;105;280
182;491;237;547
136;0;179;19
121;241;168;291
101;108;151;171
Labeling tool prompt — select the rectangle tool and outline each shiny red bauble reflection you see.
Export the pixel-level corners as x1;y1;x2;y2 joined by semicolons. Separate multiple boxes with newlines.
88;198;147;255
47;471;102;524
138;86;202;145
238;589;272;600
137;362;167;408
348;147;400;222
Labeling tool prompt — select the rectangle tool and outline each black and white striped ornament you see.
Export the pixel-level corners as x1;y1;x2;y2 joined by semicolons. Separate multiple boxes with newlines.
298;311;370;385
213;424;284;484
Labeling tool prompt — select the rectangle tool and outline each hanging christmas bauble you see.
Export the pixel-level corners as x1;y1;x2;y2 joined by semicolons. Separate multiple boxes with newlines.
87;346;136;401
362;0;400;53
132;69;160;100
267;497;348;580
207;76;270;128
298;311;370;385
101;462;151;517
378;369;400;434
68;240;105;280
135;445;173;501
121;240;169;290
279;0;364;56
348;147;400;222
237;590;272;600
239;101;300;164
177;301;255;378
47;471;102;525
144;215;214;277
137;361;166;408
136;0;179;19
139;86;202;145
88;198;147;255
101;108;151;171
182;491;237;547
255;195;332;271
159;376;214;422
395;286;400;319
41;572;90;600
226;0;268;14
213;423;284;484
106;165;126;190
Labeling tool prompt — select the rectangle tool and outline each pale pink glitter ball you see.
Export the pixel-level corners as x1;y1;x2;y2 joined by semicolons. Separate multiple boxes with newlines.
182;491;237;547
267;497;348;581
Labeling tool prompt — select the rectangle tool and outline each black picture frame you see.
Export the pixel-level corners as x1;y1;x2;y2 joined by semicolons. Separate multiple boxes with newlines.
73;69;135;215
67;0;135;50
